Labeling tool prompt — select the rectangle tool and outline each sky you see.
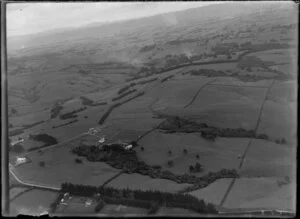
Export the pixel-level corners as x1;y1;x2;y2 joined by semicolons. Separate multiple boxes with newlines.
7;2;218;37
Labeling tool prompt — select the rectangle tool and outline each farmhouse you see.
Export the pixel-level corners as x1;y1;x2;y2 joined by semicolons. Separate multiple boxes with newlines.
15;157;27;166
85;199;93;207
98;137;105;144
124;144;133;150
11;138;24;146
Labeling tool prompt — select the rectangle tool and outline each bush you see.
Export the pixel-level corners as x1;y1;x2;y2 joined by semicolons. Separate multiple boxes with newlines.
195;162;202;172
167;160;174;168
168;150;172;156
183;149;188;155
94;200;104;213
39;161;45;167
189;165;195;173
141;147;144;151
281;138;287;144
196;154;200;159
148;201;160;214
75;158;83;164
9;143;25;154
32;133;58;146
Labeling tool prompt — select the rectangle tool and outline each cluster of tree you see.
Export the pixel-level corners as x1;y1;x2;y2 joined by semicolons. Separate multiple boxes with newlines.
275;138;287;145
166;38;198;46
71;144;237;187
136;78;158;85
39;161;45;167
189;69;227;77
9;128;24;137
52;119;78;129
94;200;105;213
161;75;174;83
59;182;218;214
211;42;239;56
140;44;156;52
59;107;87;120
189;162;202;173
165;54;192;68
29;133;58;148
158;116;277;142
49;193;65;213
98;92;145;125
22;120;45;129
239;42;290;53
112;89;137;101
9;143;25;154
74;158;83;164
11;107;18;115
80;96;94;106
118;83;136;94
50;104;63;119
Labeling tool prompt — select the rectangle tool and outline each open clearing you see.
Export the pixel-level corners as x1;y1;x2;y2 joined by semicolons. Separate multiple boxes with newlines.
137;131;250;175
106;173;192;193
14;134;121;188
188;179;233;205
10;189;58;216
223;178;295;211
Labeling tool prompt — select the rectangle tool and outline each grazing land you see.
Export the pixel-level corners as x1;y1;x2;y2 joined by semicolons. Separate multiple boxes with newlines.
7;2;297;216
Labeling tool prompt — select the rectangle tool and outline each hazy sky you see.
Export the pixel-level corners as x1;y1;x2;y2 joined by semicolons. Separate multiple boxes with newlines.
7;2;218;37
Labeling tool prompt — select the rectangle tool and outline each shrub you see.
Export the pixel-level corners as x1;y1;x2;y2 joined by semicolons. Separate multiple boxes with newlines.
39;161;45;167
189;165;195;173
281;138;287;144
141;147;144;151
196;154;200;159
32;133;58;146
183;149;188;155
257;133;269;140
167;160;174;168
195;162;202;172
84;116;88;119
9;143;25;154
168;150;172;156
75;158;83;164
148;201;160;214
94;200;104;213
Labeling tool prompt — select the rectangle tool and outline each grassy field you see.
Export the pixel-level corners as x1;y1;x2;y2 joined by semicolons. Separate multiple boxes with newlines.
183;85;268;129
13;134;122;188
105;173;192;193
223;178;295;211
99;204;147;216
240;139;296;179
10;187;30;200
10;189;58;216
188;179;233;205
55;196;97;214
257;81;297;142
156;207;200;216
137;131;250;176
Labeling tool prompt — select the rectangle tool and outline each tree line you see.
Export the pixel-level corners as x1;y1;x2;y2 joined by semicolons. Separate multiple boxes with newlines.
53;182;218;214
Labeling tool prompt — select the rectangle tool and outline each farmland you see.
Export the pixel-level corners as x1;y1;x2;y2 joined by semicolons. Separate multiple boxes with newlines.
7;2;297;216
